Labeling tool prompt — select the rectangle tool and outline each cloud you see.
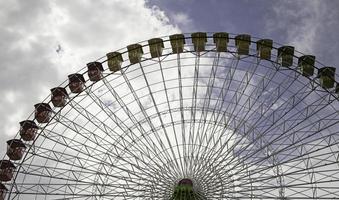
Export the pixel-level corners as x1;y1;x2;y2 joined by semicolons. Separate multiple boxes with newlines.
170;12;194;30
264;0;339;67
0;0;180;156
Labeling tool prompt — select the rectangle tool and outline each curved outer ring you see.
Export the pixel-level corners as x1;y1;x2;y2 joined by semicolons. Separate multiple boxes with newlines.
1;32;339;198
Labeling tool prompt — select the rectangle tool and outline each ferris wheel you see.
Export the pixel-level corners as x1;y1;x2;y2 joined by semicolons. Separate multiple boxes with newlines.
1;32;339;200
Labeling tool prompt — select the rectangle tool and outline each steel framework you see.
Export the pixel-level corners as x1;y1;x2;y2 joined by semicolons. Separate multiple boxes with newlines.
1;32;339;200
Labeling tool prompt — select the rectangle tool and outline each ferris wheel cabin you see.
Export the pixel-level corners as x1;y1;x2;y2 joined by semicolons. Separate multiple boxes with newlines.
213;32;229;52
51;87;69;107
68;73;86;93
256;39;273;60
0;183;7;200
318;67;336;89
106;52;123;72
127;44;143;64
278;46;294;67
0;160;16;182
148;38;164;58
169;34;185;54
6;139;26;161
19;120;38;141
191;32;207;52
87;62;104;82
34;103;52;123
298;55;316;77
235;34;251;56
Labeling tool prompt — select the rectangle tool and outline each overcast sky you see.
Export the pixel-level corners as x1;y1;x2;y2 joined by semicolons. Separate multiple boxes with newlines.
0;0;339;156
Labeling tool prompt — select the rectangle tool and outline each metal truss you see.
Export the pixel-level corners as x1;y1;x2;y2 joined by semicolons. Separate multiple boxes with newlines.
1;32;339;200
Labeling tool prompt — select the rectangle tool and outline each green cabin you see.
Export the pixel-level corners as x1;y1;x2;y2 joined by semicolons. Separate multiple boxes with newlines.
106;52;123;72
148;38;164;58
278;46;294;67
298;55;315;77
235;34;251;56
318;67;336;89
170;34;186;54
171;179;203;200
213;32;229;52
127;44;143;64
191;32;207;52
256;39;273;60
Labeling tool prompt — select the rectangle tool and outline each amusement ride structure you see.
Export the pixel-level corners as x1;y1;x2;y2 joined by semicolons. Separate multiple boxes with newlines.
1;32;339;199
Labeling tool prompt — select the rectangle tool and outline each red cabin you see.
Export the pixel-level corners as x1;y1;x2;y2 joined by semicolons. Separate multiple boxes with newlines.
6;139;26;161
87;62;104;82
0;160;16;182
19;120;38;141
178;178;193;187
68;73;85;93
34;103;52;123
51;87;68;107
0;183;7;200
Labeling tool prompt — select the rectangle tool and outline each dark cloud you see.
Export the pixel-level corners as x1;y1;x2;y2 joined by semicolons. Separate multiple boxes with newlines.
265;0;339;68
150;0;339;72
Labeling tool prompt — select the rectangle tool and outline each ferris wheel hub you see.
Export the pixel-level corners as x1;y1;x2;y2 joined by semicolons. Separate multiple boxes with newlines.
178;178;193;186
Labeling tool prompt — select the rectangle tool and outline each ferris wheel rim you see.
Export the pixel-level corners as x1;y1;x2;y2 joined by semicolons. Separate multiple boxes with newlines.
1;32;339;200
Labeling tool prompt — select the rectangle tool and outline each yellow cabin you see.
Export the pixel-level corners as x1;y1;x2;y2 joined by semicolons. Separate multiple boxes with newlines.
213;32;229;52
235;34;251;56
169;34;185;54
256;39;273;60
318;67;336;89
191;32;207;52
127;44;143;64
106;52;123;72
148;38;164;58
298;55;315;77
278;46;294;67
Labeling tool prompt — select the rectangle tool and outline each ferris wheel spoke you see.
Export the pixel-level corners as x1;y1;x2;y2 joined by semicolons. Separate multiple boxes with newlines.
101;77;180;174
84;82;174;173
16;155;161;192
197;56;268;167
205;70;317;174
203;61;281;162
186;52;201;175
193;63;320;198
22;121;174;191
222;95;338;179
192;57;266;175
232;158;339;187
193;56;241;164
4;33;339;199
220;121;338;183
222;129;339;189
176;53;190;177
138;61;182;176
119;68;179;170
155;55;185;176
39;127;145;171
62;84;182;181
22;142;161;182
193;52;222;170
